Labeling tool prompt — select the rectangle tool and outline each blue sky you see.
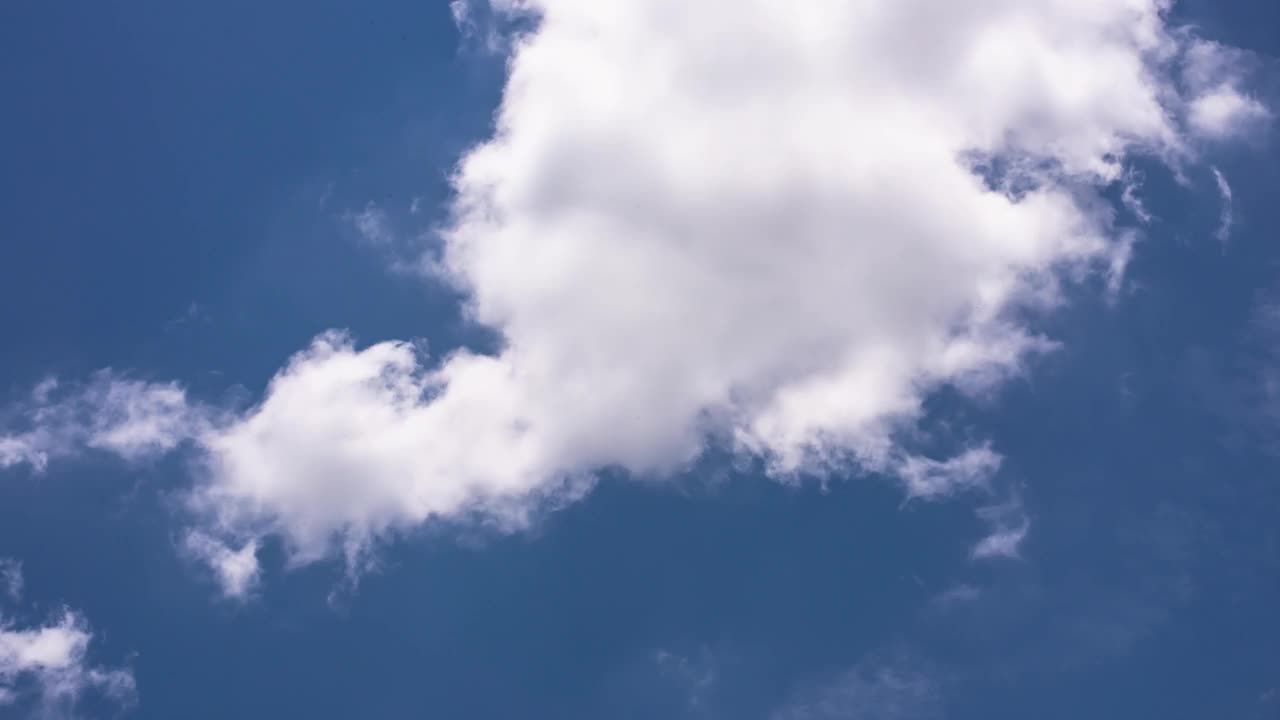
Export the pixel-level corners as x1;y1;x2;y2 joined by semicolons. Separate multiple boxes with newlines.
0;1;1277;718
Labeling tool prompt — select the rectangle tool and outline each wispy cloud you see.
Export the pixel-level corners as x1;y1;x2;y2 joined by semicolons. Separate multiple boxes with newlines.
448;0;527;55
897;446;1002;501
0;565;135;717
772;651;942;720
182;533;261;601
1182;39;1272;140
1120;170;1153;224
932;583;981;608
1211;167;1234;244
346;203;395;247
971;495;1030;560
0;560;21;602
654;648;720;712
0;372;214;473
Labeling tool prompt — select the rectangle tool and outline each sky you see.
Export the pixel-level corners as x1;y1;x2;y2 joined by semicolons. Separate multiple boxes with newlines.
0;1;1277;718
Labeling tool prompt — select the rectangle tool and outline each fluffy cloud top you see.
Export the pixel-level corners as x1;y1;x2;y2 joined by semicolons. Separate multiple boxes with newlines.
2;0;1268;596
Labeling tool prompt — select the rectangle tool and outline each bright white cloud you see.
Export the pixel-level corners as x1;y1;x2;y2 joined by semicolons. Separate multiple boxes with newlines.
0;582;135;717
0;373;211;472
196;0;1238;583
3;0;1268;597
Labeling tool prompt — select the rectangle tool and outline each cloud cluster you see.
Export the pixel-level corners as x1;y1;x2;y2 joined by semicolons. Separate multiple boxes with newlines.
2;0;1269;597
0;562;135;716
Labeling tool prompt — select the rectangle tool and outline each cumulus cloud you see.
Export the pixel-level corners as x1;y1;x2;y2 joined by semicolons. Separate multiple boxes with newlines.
0;565;134;717
0;373;211;473
3;0;1268;597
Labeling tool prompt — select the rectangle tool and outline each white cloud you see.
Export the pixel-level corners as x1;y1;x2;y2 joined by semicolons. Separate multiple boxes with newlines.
0;560;21;602
4;1;1268;597
0;609;135;717
0;372;211;473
